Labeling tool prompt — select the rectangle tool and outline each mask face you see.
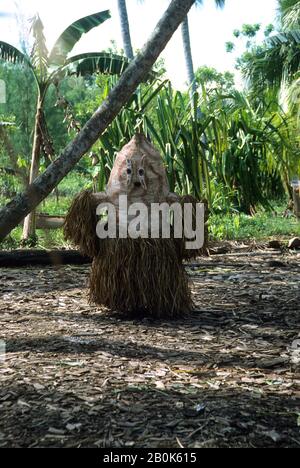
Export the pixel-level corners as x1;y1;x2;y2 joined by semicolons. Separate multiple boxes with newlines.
125;155;147;191
106;134;171;205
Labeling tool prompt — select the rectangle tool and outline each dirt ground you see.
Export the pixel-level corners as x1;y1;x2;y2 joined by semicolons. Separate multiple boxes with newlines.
0;245;299;448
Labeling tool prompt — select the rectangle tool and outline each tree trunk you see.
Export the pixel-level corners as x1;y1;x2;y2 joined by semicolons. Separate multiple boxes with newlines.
181;15;197;97
293;188;300;219
117;0;134;60
21;97;43;241
0;0;196;242
181;14;207;166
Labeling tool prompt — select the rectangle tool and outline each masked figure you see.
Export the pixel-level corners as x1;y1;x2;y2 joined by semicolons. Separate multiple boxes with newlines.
64;133;207;318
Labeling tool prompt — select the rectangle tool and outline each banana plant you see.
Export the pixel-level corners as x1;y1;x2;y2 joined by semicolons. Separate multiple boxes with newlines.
0;10;128;242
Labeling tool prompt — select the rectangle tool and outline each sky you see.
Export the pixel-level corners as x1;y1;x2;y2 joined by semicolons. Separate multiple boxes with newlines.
0;0;279;89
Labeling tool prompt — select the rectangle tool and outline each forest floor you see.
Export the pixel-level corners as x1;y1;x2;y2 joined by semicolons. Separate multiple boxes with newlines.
0;244;299;448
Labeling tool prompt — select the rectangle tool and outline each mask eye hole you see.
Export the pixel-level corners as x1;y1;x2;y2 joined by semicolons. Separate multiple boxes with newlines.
138;169;144;176
126;168;132;175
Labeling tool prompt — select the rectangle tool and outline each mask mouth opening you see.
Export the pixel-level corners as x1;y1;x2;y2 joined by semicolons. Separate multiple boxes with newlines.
134;182;142;188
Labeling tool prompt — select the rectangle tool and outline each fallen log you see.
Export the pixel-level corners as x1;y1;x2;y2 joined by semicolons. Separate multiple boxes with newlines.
18;215;66;230
0;250;91;267
18;215;65;230
35;215;65;230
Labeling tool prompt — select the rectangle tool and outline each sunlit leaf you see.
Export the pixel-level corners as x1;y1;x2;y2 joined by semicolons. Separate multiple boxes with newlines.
48;11;111;66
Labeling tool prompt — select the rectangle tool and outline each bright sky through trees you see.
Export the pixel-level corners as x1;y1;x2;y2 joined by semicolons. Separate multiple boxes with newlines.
0;0;278;88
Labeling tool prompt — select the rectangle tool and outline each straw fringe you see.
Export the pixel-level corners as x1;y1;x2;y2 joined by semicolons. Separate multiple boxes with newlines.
63;190;99;257
89;238;192;318
174;195;209;260
63;190;209;317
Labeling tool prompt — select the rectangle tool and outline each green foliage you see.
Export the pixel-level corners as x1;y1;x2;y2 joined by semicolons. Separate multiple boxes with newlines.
279;0;300;13
210;204;300;240
226;17;299;200
226;23;264;55
264;24;275;37
282;2;300;29
0;63;36;161
225;41;235;53
1;54;297;218
195;66;235;92
69;74;294;214
243;31;300;89
241;23;261;38
278;0;300;28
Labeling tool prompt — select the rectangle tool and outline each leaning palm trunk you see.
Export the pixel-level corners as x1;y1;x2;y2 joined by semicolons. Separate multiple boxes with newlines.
181;14;208;159
117;0;134;60
0;0;196;242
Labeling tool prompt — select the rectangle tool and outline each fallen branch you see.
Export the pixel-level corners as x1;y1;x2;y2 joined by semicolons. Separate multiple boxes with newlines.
0;249;91;267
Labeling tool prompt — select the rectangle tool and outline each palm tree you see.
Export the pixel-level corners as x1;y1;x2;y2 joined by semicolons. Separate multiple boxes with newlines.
242;15;300;90
181;1;225;97
117;0;134;59
243;0;299;90
181;15;197;96
240;4;299;199
0;10;128;242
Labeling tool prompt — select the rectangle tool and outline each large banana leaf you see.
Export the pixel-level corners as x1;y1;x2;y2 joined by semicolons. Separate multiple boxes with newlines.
48;11;111;67
61;52;129;77
0;41;31;66
29;15;49;82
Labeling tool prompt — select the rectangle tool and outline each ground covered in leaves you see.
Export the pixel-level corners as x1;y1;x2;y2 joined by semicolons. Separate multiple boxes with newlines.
0;244;299;448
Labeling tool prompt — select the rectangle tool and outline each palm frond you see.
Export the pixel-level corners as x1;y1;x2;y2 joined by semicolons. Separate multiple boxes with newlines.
267;29;300;45
60;52;129;77
243;30;300;89
287;75;300;111
48;11;111;67
283;3;300;29
0;41;30;65
214;0;226;8
194;0;225;8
